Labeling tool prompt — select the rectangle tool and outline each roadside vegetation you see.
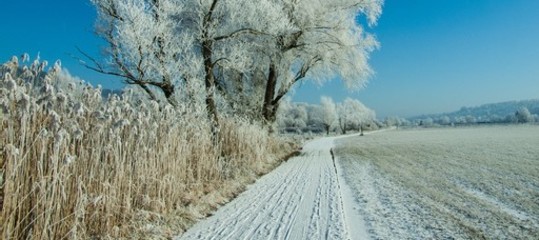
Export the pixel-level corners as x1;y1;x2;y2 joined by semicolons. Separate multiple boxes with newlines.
0;57;295;239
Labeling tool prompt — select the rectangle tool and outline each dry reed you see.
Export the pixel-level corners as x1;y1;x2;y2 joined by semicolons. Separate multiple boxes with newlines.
0;56;295;239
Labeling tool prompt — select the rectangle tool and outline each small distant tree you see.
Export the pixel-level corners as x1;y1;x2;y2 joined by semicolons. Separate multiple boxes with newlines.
505;114;518;124
465;115;477;124
276;99;308;133
384;116;402;129
515;107;534;123
337;98;375;135
275;98;292;132
289;104;308;132
305;104;324;132
320;96;337;135
439;115;451;125
337;103;348;134
420;118;434;127
355;105;376;136
488;114;504;123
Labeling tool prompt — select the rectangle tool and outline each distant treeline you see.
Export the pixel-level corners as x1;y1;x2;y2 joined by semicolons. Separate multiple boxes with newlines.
408;99;539;126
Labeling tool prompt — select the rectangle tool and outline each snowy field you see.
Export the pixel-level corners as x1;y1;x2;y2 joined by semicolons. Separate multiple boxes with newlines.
336;125;539;239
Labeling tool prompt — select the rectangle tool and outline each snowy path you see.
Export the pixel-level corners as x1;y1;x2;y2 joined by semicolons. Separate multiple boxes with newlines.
176;136;369;240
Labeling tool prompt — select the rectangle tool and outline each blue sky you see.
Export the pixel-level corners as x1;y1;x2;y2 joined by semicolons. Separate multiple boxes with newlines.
2;0;538;118
0;1;112;87
294;0;539;117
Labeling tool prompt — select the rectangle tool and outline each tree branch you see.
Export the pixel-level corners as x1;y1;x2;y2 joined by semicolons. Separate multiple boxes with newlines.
272;55;322;106
214;28;271;41
204;0;220;25
212;57;230;66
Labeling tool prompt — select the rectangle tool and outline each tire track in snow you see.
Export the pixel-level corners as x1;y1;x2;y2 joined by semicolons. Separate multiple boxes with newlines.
176;136;370;240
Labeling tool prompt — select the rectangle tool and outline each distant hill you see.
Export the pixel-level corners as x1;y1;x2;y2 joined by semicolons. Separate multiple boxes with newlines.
409;99;539;124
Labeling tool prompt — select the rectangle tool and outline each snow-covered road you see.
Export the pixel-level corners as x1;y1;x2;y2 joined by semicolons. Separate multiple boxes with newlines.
176;136;368;240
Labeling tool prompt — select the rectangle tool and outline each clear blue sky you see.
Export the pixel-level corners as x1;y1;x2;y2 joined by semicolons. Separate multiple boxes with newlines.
0;0;114;87
2;0;538;118
294;0;539;118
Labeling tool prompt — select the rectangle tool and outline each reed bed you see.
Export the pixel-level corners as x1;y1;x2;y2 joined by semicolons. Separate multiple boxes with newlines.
0;56;295;239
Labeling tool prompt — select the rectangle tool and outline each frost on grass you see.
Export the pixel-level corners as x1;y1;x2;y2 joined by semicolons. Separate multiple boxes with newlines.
335;126;539;239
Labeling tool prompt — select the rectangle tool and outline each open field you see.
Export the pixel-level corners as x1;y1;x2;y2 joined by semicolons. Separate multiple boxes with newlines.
336;126;539;239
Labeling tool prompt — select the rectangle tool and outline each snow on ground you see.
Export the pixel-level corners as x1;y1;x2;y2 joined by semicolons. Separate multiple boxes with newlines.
336;125;539;239
176;125;539;239
176;135;369;240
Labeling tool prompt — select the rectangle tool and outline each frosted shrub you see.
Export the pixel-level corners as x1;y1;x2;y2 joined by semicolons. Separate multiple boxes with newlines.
0;56;294;239
515;107;534;123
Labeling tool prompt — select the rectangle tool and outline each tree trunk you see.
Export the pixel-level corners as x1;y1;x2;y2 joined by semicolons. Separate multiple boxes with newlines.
202;40;220;130
201;0;220;133
157;79;178;107
262;62;278;124
339;118;346;134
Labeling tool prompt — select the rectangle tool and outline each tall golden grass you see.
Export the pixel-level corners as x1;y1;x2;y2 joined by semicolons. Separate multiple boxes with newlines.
0;56;295;239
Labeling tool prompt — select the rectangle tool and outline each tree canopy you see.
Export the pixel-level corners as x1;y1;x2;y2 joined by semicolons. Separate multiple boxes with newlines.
89;0;383;129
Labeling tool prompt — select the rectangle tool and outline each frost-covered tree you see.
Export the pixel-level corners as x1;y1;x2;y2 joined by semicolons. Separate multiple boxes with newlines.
465;115;477;124
515;107;534;123
90;0;290;125
89;0;185;106
337;104;348;134
90;0;382;130
488;114;504;123
260;0;383;124
305;104;324;132
337;98;375;135
439;115;451;125
419;117;434;127
320;96;337;135
277;100;308;133
275;98;291;131
179;0;290;125
384;116;403;129
505;114;517;123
